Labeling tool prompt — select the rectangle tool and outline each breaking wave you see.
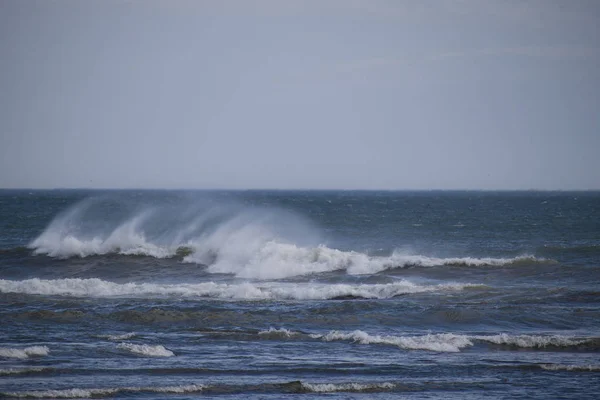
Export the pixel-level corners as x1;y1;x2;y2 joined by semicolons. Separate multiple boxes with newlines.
301;382;395;393
540;364;600;372
98;332;136;341
258;327;299;339
0;346;49;359
475;333;586;348
0;384;204;399
0;278;482;300
314;331;473;352
117;343;174;357
311;330;593;352
26;196;552;280
0;367;50;376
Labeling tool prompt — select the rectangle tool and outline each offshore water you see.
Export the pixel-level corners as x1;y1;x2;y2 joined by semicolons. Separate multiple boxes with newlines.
0;190;599;399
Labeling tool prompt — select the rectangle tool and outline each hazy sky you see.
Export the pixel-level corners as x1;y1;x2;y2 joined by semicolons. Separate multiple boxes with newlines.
1;0;599;190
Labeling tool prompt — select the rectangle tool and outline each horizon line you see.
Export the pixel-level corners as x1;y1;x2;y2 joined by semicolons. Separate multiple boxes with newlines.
1;187;600;192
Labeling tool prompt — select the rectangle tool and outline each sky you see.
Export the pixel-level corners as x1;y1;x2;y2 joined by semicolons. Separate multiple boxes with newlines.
1;0;599;190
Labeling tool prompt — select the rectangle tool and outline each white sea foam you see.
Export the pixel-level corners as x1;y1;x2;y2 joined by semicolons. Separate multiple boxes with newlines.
99;332;136;341
0;346;49;359
117;343;174;357
186;240;546;279
314;330;473;352
28;198;550;279
473;333;585;348
0;367;47;375
1;384;204;398
312;330;589;352
540;364;600;371
0;278;479;300
302;382;395;392
258;327;299;338
30;210;175;259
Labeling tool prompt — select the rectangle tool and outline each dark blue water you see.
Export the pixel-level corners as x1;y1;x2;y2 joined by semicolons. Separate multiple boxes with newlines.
1;190;599;399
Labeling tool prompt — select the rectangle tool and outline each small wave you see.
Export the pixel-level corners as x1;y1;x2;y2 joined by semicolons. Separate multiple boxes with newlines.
117;343;174;357
301;382;395;393
258;327;299;339
0;367;50;376
313;330;473;352
473;333;585;348
0;346;49;359
540;364;600;372
1;384;204;399
312;330;593;352
0;278;480;300
98;332;136;341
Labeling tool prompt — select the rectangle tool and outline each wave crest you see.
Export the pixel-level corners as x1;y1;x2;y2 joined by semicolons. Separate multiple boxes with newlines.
0;346;49;359
1;384;204;399
311;330;593;352
540;364;600;372
258;327;299;339
26;196;552;280
301;382;395;393
0;278;481;300
314;330;473;352
99;332;136;341
0;367;50;376
117;343;174;357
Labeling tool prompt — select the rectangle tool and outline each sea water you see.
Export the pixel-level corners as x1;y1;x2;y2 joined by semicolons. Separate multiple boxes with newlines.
0;190;599;399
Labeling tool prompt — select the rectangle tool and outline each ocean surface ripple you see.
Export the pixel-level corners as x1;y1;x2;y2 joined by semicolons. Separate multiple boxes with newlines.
1;190;599;399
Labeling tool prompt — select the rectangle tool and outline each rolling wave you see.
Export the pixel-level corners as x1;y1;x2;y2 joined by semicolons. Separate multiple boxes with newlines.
540;364;600;372
1;384;205;399
301;382;395;393
98;332;137;341
0;367;51;376
0;381;396;398
0;346;49;359
0;278;482;300
310;330;594;352
0;379;523;398
24;197;553;280
258;327;299;339
117;343;174;357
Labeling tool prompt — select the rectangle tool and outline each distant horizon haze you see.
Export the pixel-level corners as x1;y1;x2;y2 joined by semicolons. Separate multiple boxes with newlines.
1;0;599;190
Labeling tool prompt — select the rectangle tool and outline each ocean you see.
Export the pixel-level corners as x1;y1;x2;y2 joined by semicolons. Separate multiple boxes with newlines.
0;190;599;399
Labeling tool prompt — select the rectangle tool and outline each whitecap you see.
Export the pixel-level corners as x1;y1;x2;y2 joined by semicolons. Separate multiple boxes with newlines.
258;327;299;338
302;382;395;393
540;364;600;371
0;278;480;300
0;346;49;359
1;384;204;399
314;330;473;352
312;330;590;352
474;333;585;348
98;332;136;341
27;198;551;279
117;343;174;357
0;367;47;375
